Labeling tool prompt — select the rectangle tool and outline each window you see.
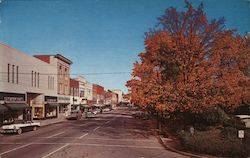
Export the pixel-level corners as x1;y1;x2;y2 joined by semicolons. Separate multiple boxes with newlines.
7;64;10;82
59;66;62;78
64;68;67;79
37;73;39;87
32;71;33;86
16;66;19;84
12;65;14;83
34;72;37;87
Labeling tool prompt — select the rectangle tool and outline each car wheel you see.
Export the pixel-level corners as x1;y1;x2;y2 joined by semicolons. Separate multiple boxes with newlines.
17;128;22;135
33;126;37;131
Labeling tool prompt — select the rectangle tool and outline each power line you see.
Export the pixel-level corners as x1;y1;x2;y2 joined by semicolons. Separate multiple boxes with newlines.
0;72;131;76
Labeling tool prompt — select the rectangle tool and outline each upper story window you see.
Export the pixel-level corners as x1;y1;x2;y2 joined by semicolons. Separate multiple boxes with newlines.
31;71;33;86
16;66;19;84
59;65;62;78
37;73;39;87
64;68;67;79
12;65;15;83
34;72;37;87
7;64;10;82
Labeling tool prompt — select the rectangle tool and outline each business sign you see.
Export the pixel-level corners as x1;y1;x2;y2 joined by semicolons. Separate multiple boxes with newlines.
238;130;244;139
45;96;57;103
0;92;25;102
58;96;70;103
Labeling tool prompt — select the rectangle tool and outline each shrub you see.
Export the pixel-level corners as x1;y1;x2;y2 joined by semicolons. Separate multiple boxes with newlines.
178;129;250;157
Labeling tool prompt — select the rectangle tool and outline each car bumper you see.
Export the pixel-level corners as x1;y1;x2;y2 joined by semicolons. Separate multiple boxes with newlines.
0;129;17;133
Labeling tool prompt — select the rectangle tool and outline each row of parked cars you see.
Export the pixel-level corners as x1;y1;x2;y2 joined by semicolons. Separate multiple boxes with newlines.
66;106;112;120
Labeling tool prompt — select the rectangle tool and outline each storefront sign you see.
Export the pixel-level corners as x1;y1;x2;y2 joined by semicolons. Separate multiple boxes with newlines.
58;96;70;103
238;130;244;139
0;92;25;102
45;96;57;103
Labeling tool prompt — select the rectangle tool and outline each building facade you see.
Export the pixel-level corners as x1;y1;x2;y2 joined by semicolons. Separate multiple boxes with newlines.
104;90;118;107
92;84;105;105
74;76;93;105
111;89;124;103
35;54;72;117
70;78;80;111
0;43;58;124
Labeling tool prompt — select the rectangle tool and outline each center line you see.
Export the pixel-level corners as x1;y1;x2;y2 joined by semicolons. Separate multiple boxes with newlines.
42;143;69;158
93;126;100;131
79;133;89;139
47;131;65;138
0;143;33;156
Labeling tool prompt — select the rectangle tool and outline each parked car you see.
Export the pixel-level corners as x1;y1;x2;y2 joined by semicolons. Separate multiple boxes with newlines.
66;110;82;120
0;120;40;135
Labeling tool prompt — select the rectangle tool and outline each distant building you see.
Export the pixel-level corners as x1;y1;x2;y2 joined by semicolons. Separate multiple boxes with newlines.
70;78;80;111
74;76;93;105
111;89;123;103
92;84;105;105
105;90;118;107
0;43;58;124
34;54;72;117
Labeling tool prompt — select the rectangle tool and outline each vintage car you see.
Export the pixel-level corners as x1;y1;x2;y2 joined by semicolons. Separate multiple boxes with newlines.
0;120;40;134
66;110;82;120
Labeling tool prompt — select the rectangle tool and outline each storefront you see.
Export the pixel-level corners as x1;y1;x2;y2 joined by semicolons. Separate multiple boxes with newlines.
45;96;58;118
0;92;31;124
58;96;70;114
0;104;8;126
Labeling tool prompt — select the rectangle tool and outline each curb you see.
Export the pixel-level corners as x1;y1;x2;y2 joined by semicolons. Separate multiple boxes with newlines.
153;130;207;158
157;135;204;158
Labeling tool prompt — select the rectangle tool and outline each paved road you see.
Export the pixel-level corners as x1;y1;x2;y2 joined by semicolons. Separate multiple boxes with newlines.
0;107;187;158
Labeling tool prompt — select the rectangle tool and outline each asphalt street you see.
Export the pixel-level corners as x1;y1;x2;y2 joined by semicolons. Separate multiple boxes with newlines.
0;107;187;158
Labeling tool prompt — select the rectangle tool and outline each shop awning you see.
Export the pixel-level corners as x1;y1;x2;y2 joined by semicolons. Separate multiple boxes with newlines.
46;103;59;108
0;104;8;112
59;103;70;106
4;103;30;110
80;104;90;108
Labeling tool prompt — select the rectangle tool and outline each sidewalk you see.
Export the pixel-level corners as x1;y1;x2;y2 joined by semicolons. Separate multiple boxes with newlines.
33;117;66;127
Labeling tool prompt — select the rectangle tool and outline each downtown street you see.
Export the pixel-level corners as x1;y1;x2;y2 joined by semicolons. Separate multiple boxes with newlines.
0;107;186;158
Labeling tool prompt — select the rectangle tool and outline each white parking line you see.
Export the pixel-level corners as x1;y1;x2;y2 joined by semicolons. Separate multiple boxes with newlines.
104;120;111;124
47;131;65;138
0;142;165;150
41;143;69;158
0;143;33;156
78;122;91;127
79;133;88;139
93;126;100;131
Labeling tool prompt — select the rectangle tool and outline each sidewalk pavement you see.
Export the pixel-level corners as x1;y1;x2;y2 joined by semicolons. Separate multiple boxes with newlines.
33;117;66;127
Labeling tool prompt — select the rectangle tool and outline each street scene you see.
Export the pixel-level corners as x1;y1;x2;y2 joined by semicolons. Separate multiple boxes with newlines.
0;0;250;157
0;107;186;158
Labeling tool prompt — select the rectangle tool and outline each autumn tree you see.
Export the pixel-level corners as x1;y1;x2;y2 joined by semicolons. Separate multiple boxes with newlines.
127;1;250;114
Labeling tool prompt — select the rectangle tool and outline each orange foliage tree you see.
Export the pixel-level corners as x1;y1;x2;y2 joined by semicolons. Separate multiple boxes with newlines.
127;1;250;114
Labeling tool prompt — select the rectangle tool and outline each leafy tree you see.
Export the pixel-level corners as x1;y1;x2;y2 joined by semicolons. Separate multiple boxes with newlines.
127;1;250;114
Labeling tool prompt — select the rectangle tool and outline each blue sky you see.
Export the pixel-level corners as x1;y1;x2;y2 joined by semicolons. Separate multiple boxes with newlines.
0;0;249;92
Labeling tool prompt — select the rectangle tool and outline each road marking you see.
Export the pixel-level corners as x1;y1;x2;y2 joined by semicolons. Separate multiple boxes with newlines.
78;122;91;127
0;142;165;150
104;120;111;124
85;138;162;142
79;133;88;139
0;143;33;156
41;143;69;158
93;126;100;131
47;131;65;138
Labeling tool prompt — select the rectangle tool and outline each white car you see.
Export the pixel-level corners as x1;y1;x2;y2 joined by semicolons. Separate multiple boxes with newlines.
1;121;40;134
